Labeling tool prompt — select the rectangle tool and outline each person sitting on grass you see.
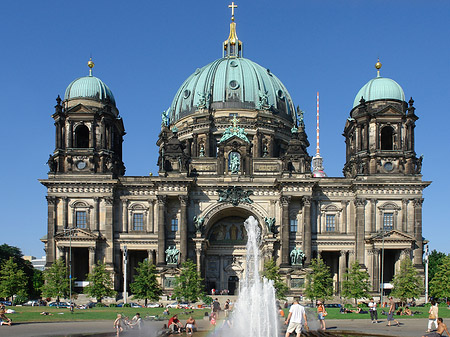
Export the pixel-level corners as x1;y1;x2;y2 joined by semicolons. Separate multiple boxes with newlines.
168;314;182;333
403;307;413;316
357;307;368;314
0;304;12;326
422;318;450;337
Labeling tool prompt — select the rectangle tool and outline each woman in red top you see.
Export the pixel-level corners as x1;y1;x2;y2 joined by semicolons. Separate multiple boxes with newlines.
317;301;327;330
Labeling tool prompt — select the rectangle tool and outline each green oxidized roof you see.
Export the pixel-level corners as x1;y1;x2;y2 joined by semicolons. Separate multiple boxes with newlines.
169;57;295;123
64;75;115;104
353;75;405;108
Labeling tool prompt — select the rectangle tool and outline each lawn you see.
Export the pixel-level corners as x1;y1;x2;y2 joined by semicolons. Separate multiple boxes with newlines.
5;306;210;323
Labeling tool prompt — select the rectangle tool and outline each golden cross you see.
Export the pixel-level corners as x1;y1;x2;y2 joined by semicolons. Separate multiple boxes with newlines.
230;115;240;130
228;2;237;21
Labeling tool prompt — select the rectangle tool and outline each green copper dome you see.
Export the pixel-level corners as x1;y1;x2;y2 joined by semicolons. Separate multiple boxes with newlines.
169;57;295;123
353;76;405;108
64;75;115;104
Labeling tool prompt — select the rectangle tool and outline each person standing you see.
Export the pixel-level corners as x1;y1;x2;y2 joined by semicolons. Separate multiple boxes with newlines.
317;300;327;330
131;313;144;330
427;300;439;332
113;314;123;337
284;299;308;337
387;296;400;327
368;298;378;323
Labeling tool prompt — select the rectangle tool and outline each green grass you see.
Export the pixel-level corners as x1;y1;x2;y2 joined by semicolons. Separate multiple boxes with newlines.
5;306;210;323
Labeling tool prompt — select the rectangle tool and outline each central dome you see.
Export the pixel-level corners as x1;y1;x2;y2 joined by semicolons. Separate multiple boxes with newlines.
169;57;295;124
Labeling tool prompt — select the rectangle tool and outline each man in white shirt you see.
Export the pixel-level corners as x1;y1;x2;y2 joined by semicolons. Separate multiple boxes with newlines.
284;299;308;337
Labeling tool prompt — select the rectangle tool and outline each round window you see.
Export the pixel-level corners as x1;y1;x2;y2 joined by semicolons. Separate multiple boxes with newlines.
229;80;240;90
277;89;284;99
384;162;394;172
183;90;191;99
230;60;238;67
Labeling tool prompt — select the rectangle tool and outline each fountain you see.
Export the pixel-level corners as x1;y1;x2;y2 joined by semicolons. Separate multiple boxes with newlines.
227;216;279;337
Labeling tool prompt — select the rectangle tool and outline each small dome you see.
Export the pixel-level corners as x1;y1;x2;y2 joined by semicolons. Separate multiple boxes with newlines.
169;57;295;123
64;75;115;104
353;76;405;108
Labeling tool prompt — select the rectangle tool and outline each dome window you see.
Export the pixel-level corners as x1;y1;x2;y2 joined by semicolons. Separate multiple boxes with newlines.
277;90;284;99
194;68;201;75
75;125;89;148
229;80;240;90
183;90;191;99
380;126;394;150
230;60;238;67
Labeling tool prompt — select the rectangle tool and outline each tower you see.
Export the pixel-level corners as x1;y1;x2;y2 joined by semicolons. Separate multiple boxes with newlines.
312;92;326;177
48;59;125;177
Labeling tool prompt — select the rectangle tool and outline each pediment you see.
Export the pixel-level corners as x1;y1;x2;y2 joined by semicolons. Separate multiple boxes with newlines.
375;105;404;116
367;229;415;243
54;228;99;241
220;134;249;146
65;103;95;114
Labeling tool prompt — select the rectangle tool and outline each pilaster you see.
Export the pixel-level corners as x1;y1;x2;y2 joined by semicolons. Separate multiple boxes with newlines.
157;195;167;265
280;196;290;266
302;196;312;265
179;195;188;263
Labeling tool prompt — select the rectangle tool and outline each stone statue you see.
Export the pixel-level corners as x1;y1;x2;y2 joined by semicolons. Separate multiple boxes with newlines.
264;217;276;234
296;107;304;127
290;247;305;266
258;90;270;109
230;153;240;173
193;215;205;234
197;92;208;109
165;246;180;264
47;154;57;172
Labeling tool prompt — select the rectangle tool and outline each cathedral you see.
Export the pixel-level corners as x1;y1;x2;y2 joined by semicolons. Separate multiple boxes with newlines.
40;5;430;298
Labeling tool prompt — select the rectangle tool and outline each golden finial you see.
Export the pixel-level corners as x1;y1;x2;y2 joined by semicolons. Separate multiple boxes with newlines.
87;57;95;76
229;2;237;22
375;58;382;77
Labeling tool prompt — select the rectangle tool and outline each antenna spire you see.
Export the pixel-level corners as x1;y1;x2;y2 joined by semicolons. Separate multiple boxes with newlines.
312;91;326;177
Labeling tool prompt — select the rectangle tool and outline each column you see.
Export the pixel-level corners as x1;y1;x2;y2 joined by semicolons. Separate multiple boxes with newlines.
280;196;290;266
89;122;95;148
369;199;376;233
63;197;68;229
147;200;154;233
68;120;73;148
340;201;348;234
303;196;312;265
402;199;408;233
338;250;347;293
413;198;424;265
407;199;414;233
104;197;114;267
58;246;65;260
372;248;380;292
196;248;202;273
355;198;366;265
179;195;188;263
93;197;100;232
157;195;167;265
348;250;356;265
147;249;153;263
88;246;96;273
219;255;225;291
122;199;128;233
46;196;57;266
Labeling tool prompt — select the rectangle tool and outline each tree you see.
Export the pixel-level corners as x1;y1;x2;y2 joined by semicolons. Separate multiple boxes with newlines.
430;256;450;299
341;261;371;305
304;257;333;302
428;250;449;283
262;258;288;300
391;258;423;305
130;260;162;305
85;261;116;303
31;269;44;299
0;257;28;301
173;259;204;303
41;258;71;304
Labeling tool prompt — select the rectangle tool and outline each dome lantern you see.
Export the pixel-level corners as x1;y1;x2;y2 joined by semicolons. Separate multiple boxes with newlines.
223;2;243;58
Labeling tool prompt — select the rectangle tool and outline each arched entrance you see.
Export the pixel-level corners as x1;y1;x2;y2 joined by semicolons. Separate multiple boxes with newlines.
203;207;266;295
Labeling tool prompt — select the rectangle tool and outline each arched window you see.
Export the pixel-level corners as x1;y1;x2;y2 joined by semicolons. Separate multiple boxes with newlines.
75;125;89;148
380;126;394;150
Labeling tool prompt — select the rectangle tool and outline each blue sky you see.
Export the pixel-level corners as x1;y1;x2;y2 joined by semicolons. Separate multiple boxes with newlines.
0;0;449;258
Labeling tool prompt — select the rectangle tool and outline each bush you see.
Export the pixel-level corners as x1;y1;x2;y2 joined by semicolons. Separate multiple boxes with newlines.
13;294;28;305
122;303;131;307
95;303;106;307
109;303;117;307
202;296;213;305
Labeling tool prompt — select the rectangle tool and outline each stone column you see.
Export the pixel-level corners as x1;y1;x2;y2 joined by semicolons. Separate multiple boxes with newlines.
355;198;366;265
147;200;154;233
62;197;68;229
369;199;376;233
89;122;95;148
348;250;356;265
93;197;100;232
122;199;128;233
338;250;347;293
372;248;380;292
88;246;96;273
157;196;167;265
104;197;114;268
413;198;424;265
58;246;65;260
68;120;73;148
147;249;153;263
280;196;290;266
46;196;57;266
340;201;348;234
303;196;312;265
179;195;188;263
402;199;408;233
219;255;225;291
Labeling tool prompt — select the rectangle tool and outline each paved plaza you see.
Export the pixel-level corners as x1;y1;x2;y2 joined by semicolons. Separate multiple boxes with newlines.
0;318;440;337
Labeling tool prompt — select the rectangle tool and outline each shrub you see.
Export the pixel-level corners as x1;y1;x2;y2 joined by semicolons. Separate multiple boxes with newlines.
109;303;117;307
95;303;106;307
122;303;131;307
